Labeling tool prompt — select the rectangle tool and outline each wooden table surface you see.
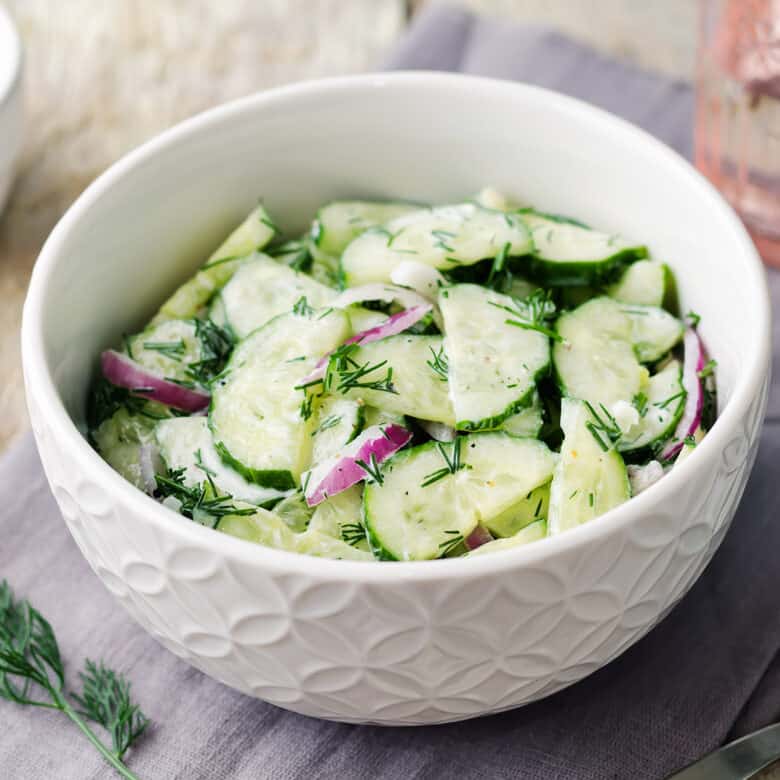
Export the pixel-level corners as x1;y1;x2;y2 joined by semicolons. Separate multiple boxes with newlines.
2;2;778;775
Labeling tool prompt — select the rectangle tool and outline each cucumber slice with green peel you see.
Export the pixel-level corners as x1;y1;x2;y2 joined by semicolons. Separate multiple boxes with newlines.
209;308;350;488
469;518;547;555
440;284;550;431
607;260;668;307
341;203;532;286
126;319;204;384
553;296;646;407
618;360;685;456
337;335;455;425
484;482;550;538
92;404;168;491
217;507;298;551
208;293;230;331
155;416;290;506
620;304;684;363
305;485;372;555
152;204;278;323
218;255;336;338
548;399;630;535
500;396;544;438
364;433;556;561
310;397;365;464
308;241;341;288
312;201;418;257
346;305;390;335
519;211;647;286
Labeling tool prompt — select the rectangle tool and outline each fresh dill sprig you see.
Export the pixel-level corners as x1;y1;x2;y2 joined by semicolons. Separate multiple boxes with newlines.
193;448;216;477
431;229;457;252
141;339;186;360
292;296;314;317
185;318;233;387
421;438;470;487
485;242;511;290
698;359;717;380
326;349;397;395
684;434;698;447
269;238;312;272
299;393;316;421
489;289;562;341
632;392;648;418
340;523;367;547
155;467;254;527
654;391;686;410
311;414;342;437
426;345;449;382
0;581;149;779
87;377;168;430
687;310;701;327
438;530;465;556
355;453;384;486
583;401;622;452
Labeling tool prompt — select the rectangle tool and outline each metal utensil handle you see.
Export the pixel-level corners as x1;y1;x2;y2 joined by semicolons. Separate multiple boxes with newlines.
667;722;780;780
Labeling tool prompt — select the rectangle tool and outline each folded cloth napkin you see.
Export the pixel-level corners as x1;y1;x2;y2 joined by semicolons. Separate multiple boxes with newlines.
3;5;780;779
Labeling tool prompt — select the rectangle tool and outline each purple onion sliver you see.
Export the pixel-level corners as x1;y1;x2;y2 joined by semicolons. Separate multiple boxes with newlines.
306;424;412;506
298;305;432;386
465;526;494;551
101;350;210;413
660;328;705;461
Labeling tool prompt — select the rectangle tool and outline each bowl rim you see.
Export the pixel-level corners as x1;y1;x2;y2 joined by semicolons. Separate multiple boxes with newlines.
22;71;772;583
0;5;22;109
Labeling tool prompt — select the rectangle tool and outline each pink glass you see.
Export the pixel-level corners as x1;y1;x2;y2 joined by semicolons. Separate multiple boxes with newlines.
695;0;780;267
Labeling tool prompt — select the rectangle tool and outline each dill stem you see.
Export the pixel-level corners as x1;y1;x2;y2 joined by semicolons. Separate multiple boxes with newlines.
54;691;141;780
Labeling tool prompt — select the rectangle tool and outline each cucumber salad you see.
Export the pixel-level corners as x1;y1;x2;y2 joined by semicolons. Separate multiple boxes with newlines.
88;189;717;562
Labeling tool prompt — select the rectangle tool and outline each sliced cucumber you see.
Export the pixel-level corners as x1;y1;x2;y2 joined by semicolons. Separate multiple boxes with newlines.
618;360;685;456
519;211;647;286
548;399;630;535
312;201;418;257
553;296;645;407
468;519;547;555
500;393;544;437
484;482;550;538
92;404;168;490
217;507;298;551
341;203;532;286
364;433;556;560
346;305;389;335
620;304;684;363
440;284;550;430
473;187;521;212
362;405;406;428
310;397;365;464
218;255;336;338
126;319;203;384
272;491;313;532
209;308;350;488
338;335;455;425
607;260;667;307
155;416;290;506
153;204;277;323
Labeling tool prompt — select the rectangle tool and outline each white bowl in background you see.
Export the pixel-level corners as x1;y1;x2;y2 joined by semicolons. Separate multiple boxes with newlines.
0;4;22;215
21;73;771;725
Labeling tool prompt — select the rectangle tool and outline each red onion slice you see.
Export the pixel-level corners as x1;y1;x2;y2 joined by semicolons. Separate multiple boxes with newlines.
303;423;412;506
299;305;432;387
464;525;494;551
660;328;705;461
101;350;210;412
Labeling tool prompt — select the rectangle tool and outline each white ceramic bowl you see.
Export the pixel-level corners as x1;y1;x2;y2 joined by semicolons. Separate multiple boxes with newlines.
0;4;22;215
22;73;770;725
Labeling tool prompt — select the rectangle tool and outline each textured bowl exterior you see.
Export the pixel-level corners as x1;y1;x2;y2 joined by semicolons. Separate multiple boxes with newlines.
22;74;771;725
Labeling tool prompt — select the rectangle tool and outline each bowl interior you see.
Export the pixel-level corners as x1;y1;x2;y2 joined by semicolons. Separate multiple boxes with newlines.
27;74;765;470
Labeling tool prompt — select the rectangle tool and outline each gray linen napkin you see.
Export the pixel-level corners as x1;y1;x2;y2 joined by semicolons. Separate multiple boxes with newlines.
3;6;780;779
